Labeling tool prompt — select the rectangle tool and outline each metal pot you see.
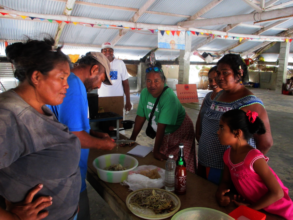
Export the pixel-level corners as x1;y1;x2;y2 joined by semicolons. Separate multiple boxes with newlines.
121;120;135;130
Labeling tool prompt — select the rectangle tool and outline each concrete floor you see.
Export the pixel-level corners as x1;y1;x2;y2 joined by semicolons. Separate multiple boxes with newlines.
87;88;293;219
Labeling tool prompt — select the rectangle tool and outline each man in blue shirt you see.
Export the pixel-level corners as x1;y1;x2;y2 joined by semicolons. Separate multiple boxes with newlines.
49;52;116;220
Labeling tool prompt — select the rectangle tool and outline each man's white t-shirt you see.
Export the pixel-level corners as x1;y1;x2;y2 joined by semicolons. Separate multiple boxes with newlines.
98;59;129;97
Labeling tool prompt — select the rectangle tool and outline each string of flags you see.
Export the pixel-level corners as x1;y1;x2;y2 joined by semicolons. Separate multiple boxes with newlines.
0;12;292;43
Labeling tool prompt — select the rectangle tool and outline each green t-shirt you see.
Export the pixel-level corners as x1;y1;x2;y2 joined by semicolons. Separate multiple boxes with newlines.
137;87;186;134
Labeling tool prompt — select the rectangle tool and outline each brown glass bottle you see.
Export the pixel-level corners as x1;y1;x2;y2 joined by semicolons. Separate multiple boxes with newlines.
175;144;186;195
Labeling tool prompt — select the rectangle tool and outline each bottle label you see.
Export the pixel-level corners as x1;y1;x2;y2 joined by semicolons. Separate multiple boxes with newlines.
176;175;186;192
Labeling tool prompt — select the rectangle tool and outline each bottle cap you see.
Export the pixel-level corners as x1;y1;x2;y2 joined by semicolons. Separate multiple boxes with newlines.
169;155;174;158
179;144;184;149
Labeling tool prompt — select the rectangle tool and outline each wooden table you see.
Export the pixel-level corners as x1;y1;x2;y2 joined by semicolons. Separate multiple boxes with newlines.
87;142;283;220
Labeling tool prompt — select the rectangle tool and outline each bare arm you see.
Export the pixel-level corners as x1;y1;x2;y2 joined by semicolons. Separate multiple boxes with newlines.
234;158;284;210
122;79;132;111
216;164;233;206
71;131;115;150
241;104;273;154
130;115;146;141
153;123;168;161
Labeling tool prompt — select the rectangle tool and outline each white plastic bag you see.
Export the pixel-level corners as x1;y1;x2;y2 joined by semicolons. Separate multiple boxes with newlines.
123;165;165;191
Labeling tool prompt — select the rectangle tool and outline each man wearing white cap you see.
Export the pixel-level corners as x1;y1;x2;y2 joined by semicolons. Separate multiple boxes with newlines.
48;52;116;220
99;42;132;113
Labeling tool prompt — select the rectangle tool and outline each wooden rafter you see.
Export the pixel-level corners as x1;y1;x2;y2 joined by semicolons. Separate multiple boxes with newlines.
110;0;156;46
265;0;279;8
188;0;223;20
192;37;214;51
260;0;265;9
266;0;293;10
254;19;289;35
54;0;76;47
242;0;263;12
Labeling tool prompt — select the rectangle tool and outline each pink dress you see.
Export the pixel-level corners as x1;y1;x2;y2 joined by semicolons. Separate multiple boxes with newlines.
224;148;293;219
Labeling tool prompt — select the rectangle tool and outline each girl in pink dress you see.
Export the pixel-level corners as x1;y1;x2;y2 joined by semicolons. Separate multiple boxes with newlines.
216;109;293;219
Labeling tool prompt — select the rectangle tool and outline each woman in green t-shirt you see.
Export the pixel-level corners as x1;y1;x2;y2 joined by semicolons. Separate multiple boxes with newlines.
130;63;196;173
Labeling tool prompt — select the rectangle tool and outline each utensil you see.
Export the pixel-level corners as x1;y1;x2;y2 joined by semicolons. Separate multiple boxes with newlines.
126;188;181;220
115;139;136;145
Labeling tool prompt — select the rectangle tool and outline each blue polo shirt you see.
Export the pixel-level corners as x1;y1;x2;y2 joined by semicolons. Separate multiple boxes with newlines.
48;72;90;192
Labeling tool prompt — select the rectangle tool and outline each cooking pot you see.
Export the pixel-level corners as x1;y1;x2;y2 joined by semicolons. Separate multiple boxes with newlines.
121;120;135;130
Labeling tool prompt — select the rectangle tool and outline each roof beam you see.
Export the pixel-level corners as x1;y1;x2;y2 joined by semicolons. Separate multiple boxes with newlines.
222;23;241;32
266;1;293;10
188;0;223;20
241;0;263;12
220;40;249;55
111;29;128;46
192;37;214;51
260;0;265;9
254;19;289;35
131;0;156;22
54;0;76;47
265;0;279;8
178;7;293;28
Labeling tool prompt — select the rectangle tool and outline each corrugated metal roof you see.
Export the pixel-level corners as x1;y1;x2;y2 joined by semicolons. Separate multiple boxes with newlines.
78;0;146;9
231;26;261;35
231;41;265;53
111;48;150;60
147;0;215;16
200;39;238;51
117;31;157;47
198;24;227;30
191;37;210;49
71;4;135;21
260;29;283;36
273;18;293;29
0;0;65;15
137;13;185;25
59;25;118;45
156;50;179;60
0;19;58;41
61;45;101;56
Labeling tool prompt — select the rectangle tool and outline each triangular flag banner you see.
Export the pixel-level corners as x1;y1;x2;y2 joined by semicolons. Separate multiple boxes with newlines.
232;37;235;39
105;24;109;28
110;25;116;27
82;24;87;26
160;30;165;36
205;33;209;36
150;29;154;33
195;32;199;36
171;31;175;36
200;32;204;35
137;28;142;30
176;31;180;36
56;20;62;24
73;22;78;25
117;25;123;27
166;30;171;35
98;24;101;26
209;34;213;37
225;35;228;39
48;19;53;23
186;31;190;36
90;24;94;27
39;18;45;21
20;15;28;19
285;39;289;43
10;14;17;17
131;28;136;30
0;13;8;16
124;27;129;29
190;31;195;35
30;17;35;20
155;29;158;32
64;21;70;24
290;39;293;43
239;37;243;42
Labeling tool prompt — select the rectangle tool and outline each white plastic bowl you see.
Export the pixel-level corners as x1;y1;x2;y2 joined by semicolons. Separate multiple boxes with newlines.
93;154;139;183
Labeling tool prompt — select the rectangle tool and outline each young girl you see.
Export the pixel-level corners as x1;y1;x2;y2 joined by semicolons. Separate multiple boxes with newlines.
216;109;293;219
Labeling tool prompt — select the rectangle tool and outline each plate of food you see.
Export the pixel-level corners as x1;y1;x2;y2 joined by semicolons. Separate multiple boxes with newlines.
126;188;181;220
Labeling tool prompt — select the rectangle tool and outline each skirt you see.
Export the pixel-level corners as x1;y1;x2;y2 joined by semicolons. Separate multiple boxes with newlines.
159;113;196;173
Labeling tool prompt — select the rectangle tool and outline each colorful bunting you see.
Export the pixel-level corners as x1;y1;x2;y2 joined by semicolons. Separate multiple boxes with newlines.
186;31;191;36
0;13;8;16
290;39;293;43
98;24;102;26
176;31;180;36
137;28;142;30
29;17;35;20
149;29;154;33
225;35;228;39
124;27;129;29
155;29;158;32
20;15;28;19
105;24;109;28
195;32;199;36
110;25;116;27
190;31;196;35
90;24;94;27
64;21;70;24
117;25;123;27
171;30;176;36
239;37;243;42
160;30;165;36
10;14;17;17
73;22;78;25
48;19;53;23
285;39;289;43
200;32;204;35
166;30;171;35
56;20;62;24
131;27;136;30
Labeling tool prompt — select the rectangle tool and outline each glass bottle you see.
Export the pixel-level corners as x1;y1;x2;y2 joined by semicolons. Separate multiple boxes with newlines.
175;144;187;195
164;155;176;192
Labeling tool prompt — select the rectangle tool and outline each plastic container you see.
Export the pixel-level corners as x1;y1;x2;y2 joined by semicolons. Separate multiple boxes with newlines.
171;207;234;220
165;155;176;192
229;205;266;220
93;154;138;183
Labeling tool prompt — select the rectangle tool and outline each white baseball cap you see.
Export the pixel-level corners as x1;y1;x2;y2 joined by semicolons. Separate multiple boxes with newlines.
101;42;113;50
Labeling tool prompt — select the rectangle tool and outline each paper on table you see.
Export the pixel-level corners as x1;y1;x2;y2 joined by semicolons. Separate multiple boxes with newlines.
127;145;153;158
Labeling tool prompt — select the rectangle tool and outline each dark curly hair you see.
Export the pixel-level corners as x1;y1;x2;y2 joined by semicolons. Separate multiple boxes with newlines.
5;38;70;85
217;54;247;82
76;52;101;67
